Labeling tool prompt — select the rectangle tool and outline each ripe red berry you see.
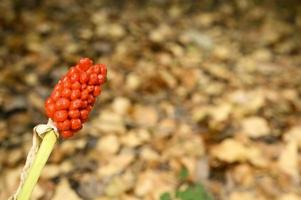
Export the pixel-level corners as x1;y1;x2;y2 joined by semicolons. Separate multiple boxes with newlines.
61;130;74;138
93;86;101;96
70;89;81;100
63;81;71;89
70;99;82;110
70;73;80;83
87;85;94;92
69;109;80;119
54;83;63;91
56;120;71;131
82;100;88;108
54;110;68;122
87;105;93;112
98;74;105;84
62;88;72;98
68;67;79;76
71;119;82;130
79;58;93;71
55;98;70;110
62;76;69;83
81;90;89;100
45;103;56;118
100;64;107;75
87;95;95;105
80;109;89;121
80;73;88;83
45;58;107;138
81;84;87;90
51;90;61;101
89;73;98;85
93;64;101;74
45;98;54;106
71;82;81;90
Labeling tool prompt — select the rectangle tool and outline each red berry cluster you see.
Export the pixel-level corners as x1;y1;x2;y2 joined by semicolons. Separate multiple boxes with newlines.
45;58;107;138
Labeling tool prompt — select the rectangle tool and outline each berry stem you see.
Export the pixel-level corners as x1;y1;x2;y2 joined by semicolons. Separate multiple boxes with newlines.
16;130;57;200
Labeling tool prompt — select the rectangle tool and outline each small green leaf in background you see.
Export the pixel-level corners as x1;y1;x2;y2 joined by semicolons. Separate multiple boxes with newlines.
179;167;189;180
160;192;172;200
176;184;213;200
160;167;213;200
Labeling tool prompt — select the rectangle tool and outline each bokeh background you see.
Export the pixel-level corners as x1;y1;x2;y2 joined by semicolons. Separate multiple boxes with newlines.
1;0;301;199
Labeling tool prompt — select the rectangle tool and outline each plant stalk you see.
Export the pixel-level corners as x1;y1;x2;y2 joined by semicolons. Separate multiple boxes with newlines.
16;129;57;200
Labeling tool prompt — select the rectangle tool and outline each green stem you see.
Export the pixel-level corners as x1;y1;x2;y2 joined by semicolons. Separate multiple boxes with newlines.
16;130;57;200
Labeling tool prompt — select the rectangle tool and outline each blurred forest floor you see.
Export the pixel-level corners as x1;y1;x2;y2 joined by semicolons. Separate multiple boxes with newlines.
1;0;301;199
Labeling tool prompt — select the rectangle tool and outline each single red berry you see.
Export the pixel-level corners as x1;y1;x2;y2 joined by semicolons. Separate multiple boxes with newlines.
56;120;71;131
70;99;82;109
80;72;88;83
98;74;106;84
61;130;74;138
54;83;63;91
80;109;89;121
74;64;81;71
62;88;72;98
82;100;88;108
87;105;93;112
71;81;81;90
89;73;98;85
100;64;107;75
93;64;101;74
68;67;79;76
87;95;95;105
71;119;82;130
69;109;80;119
53;110;68;122
70;89;81;100
45;98;54;106
93;86;101;96
51;90;61;101
63;80;72;88
45;103;56;118
81;84;87;89
62;76;69;83
79;58;93;71
86;66;93;73
70;73;80;83
62;76;71;86
55;98;70;110
87;85;94;92
81;89;89;100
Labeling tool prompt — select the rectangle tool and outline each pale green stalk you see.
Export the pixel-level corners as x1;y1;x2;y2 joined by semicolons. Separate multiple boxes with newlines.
16;130;57;200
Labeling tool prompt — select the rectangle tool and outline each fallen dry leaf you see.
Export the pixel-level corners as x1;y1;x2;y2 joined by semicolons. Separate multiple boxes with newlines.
278;193;301;200
278;140;299;180
132;105;158;127
211;139;268;167
98;153;134;178
134;170;176;199
211;139;247;163
96;134;120;155
284;126;301;148
52;179;82;200
241;117;270;138
229;191;266;200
